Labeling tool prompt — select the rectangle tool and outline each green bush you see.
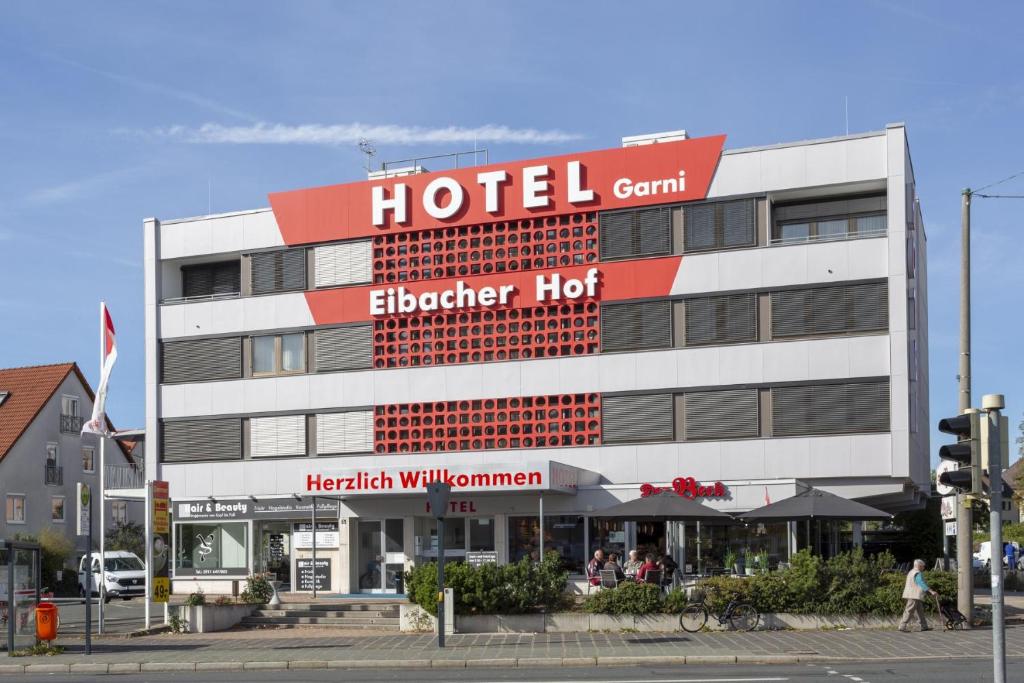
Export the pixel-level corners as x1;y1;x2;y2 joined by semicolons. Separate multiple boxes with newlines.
404;551;568;616
583;581;663;615
184;590;206;607
240;573;274;604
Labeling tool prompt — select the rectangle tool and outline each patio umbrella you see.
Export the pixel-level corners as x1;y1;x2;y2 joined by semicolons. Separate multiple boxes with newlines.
595;491;735;521
738;487;892;522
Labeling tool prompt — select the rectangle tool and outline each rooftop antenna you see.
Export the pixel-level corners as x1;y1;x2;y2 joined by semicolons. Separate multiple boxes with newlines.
358;138;377;173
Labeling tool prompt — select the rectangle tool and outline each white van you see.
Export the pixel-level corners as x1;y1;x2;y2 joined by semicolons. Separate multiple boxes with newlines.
78;551;146;603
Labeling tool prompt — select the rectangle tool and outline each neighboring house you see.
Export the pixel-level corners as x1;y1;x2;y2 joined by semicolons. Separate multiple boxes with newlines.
1005;457;1024;523
0;363;144;556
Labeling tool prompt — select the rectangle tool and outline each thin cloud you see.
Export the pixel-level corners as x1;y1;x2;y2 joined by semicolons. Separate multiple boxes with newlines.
27;166;148;205
152;122;584;146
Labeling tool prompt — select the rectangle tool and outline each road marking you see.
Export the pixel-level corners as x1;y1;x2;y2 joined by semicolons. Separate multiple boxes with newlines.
479;679;789;683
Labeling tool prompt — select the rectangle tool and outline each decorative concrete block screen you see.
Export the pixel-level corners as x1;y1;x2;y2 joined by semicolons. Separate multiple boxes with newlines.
373;393;601;454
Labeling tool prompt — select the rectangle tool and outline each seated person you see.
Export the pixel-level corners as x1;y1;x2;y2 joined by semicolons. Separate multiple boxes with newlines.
603;552;626;582
659;553;679;585
623;549;642;578
635;553;659;582
586;549;606;586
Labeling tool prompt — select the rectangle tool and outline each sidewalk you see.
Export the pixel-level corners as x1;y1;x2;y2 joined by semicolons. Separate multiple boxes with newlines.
2;623;1023;675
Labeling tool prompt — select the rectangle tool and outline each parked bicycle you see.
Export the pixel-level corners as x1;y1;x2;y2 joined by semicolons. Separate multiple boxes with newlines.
678;585;759;632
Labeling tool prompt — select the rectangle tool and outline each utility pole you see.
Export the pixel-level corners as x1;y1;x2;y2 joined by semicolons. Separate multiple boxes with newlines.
957;187;973;626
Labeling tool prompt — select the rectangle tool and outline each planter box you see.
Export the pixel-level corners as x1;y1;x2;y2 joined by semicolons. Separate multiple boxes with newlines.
177;604;256;633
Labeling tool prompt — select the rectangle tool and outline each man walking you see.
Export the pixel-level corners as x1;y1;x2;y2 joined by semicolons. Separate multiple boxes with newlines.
898;559;937;632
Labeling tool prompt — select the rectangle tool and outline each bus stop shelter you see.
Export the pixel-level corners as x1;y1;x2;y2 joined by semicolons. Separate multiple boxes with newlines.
0;539;41;655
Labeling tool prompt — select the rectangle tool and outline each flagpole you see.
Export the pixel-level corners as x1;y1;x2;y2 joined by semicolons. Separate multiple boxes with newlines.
98;301;106;634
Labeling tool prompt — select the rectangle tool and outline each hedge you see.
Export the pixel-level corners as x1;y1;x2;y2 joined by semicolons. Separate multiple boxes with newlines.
405;551;569;616
583;549;958;617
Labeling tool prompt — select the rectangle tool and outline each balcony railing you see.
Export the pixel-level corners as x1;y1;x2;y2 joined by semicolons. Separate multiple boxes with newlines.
106;453;145;489
45;464;63;486
60;413;84;434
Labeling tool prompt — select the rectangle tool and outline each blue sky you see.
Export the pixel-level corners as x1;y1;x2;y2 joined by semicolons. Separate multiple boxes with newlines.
1;1;1022;465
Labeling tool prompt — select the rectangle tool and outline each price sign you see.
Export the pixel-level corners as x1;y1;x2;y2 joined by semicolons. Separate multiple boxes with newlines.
152;577;170;604
151;481;171;603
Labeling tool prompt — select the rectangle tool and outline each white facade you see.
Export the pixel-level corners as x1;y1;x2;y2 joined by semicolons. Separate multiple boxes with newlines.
145;125;929;594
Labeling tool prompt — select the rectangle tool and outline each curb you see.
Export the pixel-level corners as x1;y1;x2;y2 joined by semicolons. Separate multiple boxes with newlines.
1;652;1022;675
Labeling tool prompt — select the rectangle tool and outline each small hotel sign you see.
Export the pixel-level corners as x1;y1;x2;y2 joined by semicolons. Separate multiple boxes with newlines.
640;477;727;500
306;461;581;496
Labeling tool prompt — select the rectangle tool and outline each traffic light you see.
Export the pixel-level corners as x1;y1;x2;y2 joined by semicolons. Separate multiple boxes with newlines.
937;410;981;495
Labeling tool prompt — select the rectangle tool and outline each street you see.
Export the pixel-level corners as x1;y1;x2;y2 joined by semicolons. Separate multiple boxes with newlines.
19;661;1019;682
50;598;150;635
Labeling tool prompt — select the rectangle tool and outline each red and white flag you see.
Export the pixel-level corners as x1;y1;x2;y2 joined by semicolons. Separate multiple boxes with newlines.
82;302;117;435
764;486;771;506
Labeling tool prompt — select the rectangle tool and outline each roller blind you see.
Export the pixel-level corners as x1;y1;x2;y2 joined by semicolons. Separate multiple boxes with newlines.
161;419;242;463
683;199;755;252
182;261;240;298
602;394;674;444
684;389;759;440
771;282;888;338
599;207;672;260
251;248;306;294
314;241;372;288
314;325;372;372
250;415;307;458
771;381;890;437
685;293;757;345
601;300;672;352
161;337;242;383
316;411;374;454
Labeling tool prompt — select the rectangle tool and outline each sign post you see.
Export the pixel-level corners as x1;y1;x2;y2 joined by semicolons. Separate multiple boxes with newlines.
151;481;170;607
425;482;451;648
77;483;92;656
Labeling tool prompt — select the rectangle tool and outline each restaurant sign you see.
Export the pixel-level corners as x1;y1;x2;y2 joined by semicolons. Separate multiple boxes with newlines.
640;477;727;500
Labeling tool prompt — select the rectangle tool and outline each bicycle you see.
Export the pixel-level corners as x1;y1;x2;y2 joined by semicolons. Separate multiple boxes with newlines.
678;585;759;632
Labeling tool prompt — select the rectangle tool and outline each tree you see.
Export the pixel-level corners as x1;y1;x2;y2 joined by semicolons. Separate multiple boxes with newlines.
13;527;76;592
105;520;145;559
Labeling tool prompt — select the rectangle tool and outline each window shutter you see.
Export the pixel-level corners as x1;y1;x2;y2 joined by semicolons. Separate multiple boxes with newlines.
251;249;306;294
250;415;306;458
684;199;756;251
599;211;634;260
599;208;671;260
683;203;716;251
602;394;674;444
771;381;890;437
314;325;372;372
161;419;242;463
601;300;672;352
212;262;241;295
722;199;756;247
636;207;672;256
161;337;242;383
182;265;213;298
314;241;372;288
771;282;888;338
684;389;759;440
316;411;373;454
685;293;757;345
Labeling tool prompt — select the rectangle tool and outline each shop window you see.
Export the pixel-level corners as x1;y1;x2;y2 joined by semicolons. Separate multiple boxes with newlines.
251;333;306;376
508;515;584;574
469;518;495;552
588;518;626;559
174;522;249;576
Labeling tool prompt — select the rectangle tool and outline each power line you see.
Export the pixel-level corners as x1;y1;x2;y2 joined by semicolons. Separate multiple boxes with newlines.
975;193;1024;199
973;169;1024;194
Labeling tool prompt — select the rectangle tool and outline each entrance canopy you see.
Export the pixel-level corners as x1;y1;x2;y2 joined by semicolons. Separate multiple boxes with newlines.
738;487;892;522
595;492;735;521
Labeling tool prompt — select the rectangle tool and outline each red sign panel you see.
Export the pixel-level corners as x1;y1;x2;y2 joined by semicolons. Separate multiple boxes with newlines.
269;134;726;245
641;477;727;500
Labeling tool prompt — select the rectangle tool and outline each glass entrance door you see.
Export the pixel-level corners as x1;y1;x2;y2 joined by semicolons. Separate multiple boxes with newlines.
357;519;404;593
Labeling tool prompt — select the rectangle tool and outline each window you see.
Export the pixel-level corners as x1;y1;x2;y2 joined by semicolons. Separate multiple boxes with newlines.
174;522;249;576
181;261;241;298
51;497;65;522
46;443;59;466
61;395;79;417
600;300;672;352
508;515;585;574
602;394;674;444
316;411;373;455
314;241;372;287
161;418;243;463
770;281;888;338
684;293;758;346
468;518;495;552
6;495;25;523
249;415;307;458
771;194;887;244
251;333;306;375
683;199;756;252
314;325;373;372
683;389;760;440
162;337;243;383
82;446;95;473
599;207;673;260
250;248;306;294
771;381;890;437
111;501;128;525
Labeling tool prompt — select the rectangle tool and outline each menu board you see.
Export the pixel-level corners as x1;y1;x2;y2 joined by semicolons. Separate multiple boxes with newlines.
296;558;331;592
269;534;285;562
293;522;340;548
465;551;498;567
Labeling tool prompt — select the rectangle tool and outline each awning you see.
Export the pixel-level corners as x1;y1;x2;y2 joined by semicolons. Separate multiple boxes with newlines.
738;487;892;522
594;492;735;521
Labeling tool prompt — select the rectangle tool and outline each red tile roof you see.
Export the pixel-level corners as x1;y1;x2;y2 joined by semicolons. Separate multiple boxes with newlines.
0;362;129;462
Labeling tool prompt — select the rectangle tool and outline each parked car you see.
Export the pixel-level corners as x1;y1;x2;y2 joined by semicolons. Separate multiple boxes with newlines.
974;541;1023;570
78;551;146;603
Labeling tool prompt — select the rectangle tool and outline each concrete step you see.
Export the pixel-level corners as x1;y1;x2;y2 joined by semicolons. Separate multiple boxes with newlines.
271;603;403;612
241;621;401;631
240;615;400;628
251;609;398;619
